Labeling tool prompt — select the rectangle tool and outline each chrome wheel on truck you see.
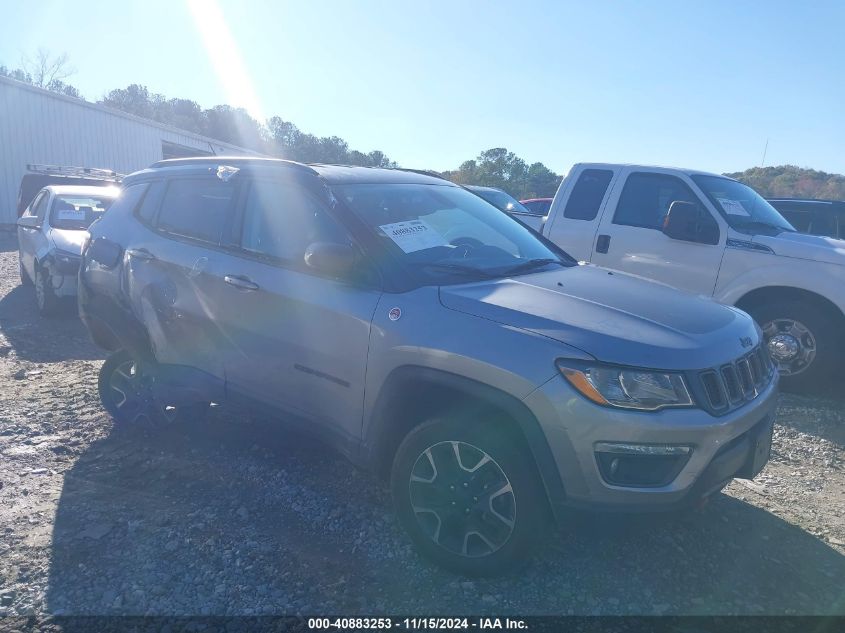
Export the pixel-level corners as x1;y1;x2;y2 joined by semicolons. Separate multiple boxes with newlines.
762;318;817;377
749;300;840;392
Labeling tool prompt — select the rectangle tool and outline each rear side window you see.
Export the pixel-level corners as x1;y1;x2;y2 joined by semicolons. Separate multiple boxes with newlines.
136;182;164;225
613;172;699;230
563;169;613;221
158;178;236;244
33;194;50;223
240;180;350;264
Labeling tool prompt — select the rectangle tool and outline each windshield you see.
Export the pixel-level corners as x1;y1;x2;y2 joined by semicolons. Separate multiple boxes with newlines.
49;194;113;230
469;187;532;214
691;175;795;233
334;183;572;284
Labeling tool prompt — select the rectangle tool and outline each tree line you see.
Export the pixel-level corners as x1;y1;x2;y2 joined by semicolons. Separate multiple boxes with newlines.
726;166;845;200
2;52;843;201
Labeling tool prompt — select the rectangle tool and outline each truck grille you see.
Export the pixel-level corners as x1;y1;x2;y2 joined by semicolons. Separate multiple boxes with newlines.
697;344;774;414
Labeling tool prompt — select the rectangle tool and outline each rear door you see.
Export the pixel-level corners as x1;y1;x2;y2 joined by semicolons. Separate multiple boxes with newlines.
124;174;239;379
590;168;725;295
207;176;382;438
543;167;618;261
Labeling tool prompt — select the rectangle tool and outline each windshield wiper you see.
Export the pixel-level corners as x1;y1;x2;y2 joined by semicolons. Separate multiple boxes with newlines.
495;258;568;276
413;262;501;279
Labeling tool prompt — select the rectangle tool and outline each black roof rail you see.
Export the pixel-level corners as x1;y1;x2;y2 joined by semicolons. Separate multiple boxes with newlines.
394;167;449;181
26;163;123;181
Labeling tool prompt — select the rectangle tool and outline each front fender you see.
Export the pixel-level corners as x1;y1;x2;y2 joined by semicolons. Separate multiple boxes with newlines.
714;255;845;314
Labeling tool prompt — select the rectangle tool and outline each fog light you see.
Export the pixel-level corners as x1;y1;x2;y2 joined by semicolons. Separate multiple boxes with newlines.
595;443;692;487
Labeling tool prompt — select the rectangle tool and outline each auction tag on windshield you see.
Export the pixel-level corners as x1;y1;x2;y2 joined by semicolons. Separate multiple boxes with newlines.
378;219;447;253
717;198;751;217
57;208;86;221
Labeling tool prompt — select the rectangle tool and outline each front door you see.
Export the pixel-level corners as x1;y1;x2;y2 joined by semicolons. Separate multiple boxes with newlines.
208;177;381;438
590;169;725;296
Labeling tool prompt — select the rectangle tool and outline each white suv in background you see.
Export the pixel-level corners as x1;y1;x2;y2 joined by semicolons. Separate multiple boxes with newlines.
17;185;119;315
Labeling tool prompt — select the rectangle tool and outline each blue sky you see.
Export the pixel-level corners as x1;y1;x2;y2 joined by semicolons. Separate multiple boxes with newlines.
2;0;843;174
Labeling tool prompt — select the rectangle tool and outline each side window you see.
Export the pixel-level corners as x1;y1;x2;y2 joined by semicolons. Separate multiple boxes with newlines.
613;173;700;230
563;169;613;221
24;192;44;218
135;182;165;225
33;194;50;223
240;180;351;264
158;178;236;244
107;183;149;218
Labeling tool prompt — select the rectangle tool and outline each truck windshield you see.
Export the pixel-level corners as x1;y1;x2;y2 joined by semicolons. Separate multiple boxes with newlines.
50;195;114;230
691;175;795;233
334;183;573;284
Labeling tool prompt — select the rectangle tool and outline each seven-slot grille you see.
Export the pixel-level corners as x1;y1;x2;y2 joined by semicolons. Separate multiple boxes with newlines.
698;344;774;414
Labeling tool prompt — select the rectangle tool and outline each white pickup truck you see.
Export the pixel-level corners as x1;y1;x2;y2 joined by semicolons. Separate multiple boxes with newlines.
522;163;845;390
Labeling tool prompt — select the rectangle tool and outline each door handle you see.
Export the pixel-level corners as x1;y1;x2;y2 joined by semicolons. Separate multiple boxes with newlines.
596;234;611;254
126;248;156;261
224;275;259;291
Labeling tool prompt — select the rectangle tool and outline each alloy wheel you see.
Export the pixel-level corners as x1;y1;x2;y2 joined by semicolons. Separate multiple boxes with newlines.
762;318;817;376
408;440;516;558
106;359;177;426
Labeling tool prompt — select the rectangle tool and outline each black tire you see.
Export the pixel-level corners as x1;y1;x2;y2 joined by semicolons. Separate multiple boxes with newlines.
19;258;33;287
747;300;841;392
391;416;548;576
98;350;209;430
33;263;60;317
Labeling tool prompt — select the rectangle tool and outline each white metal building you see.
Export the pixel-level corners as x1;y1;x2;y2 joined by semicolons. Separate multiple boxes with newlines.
0;75;255;227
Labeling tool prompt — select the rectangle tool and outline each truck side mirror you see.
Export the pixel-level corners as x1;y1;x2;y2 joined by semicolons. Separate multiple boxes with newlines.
662;201;719;245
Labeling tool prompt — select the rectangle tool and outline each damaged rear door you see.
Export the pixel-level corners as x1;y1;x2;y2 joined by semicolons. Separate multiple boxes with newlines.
124;174;240;380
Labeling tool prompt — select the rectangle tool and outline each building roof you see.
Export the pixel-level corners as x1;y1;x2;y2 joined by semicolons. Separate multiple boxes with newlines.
0;75;256;155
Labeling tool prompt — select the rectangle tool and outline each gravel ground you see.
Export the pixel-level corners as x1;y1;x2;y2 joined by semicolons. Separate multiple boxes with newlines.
0;232;843;617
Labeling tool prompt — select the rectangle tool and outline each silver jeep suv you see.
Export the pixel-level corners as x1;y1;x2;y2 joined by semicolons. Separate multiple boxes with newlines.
79;157;778;575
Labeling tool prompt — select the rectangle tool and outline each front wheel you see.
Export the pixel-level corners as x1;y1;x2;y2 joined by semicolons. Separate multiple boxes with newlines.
390;417;548;576
748;300;841;392
98;350;209;429
34;264;60;317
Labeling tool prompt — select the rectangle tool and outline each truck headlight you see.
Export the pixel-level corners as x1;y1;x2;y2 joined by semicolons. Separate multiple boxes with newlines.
556;361;693;411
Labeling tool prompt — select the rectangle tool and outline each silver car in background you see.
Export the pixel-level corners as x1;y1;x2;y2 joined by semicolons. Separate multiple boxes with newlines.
17;184;119;315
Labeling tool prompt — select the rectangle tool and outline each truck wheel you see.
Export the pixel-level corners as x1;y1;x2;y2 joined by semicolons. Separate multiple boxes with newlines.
33;263;60;317
391;417;547;576
98;350;209;429
748;301;840;391
19;259;33;286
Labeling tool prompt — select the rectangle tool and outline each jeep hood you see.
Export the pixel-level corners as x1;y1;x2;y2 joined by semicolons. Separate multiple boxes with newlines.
439;265;759;371
752;231;845;266
49;228;88;255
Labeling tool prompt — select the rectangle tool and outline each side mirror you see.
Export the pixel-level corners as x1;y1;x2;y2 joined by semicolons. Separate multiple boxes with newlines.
304;242;357;276
17;215;39;228
87;237;122;269
662;201;719;245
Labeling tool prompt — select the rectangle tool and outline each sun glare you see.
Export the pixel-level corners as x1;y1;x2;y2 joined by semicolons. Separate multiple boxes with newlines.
185;0;266;124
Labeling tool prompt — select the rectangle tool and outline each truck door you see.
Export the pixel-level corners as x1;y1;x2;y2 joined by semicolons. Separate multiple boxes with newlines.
543;167;617;262
590;168;725;296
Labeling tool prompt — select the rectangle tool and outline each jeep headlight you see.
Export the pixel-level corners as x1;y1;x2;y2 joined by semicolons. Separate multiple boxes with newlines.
557;362;693;411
